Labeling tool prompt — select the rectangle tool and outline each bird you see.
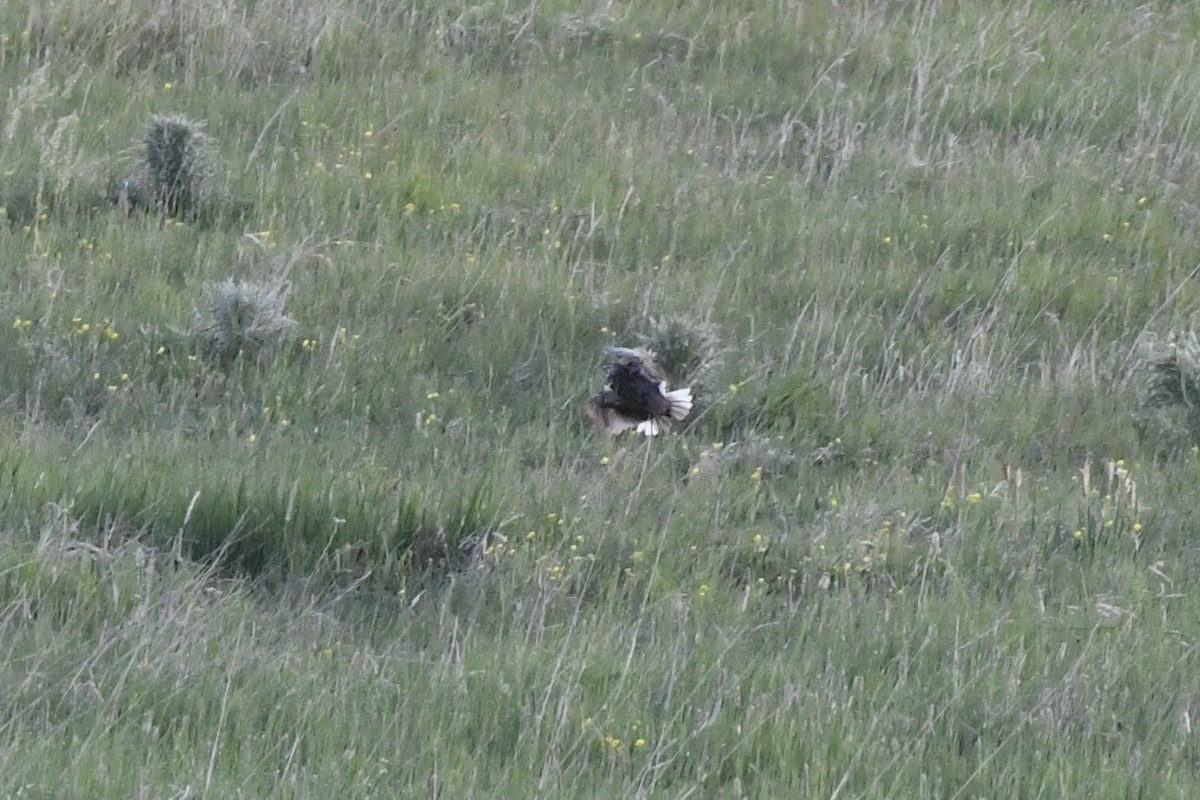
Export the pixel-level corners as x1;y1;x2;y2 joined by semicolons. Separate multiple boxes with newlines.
585;346;693;436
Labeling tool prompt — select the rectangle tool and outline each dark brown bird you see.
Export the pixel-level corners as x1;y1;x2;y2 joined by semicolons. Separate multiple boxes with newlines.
585;346;693;436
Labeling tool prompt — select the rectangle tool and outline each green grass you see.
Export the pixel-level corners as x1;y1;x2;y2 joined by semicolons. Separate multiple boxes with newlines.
3;0;1200;796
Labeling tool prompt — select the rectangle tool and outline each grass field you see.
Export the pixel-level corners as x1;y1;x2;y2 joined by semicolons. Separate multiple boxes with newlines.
3;0;1200;796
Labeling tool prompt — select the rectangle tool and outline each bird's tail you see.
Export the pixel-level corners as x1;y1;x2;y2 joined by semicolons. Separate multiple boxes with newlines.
664;387;693;420
635;388;692;435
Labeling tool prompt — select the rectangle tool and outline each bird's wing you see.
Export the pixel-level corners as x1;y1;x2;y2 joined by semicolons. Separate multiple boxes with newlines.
602;346;648;359
585;395;641;435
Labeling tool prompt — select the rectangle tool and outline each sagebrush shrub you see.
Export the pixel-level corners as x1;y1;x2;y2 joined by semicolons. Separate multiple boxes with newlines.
198;278;297;363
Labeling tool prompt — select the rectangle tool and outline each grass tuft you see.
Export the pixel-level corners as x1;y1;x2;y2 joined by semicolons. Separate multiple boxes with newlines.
197;278;297;364
139;113;212;218
637;314;724;384
1134;330;1200;451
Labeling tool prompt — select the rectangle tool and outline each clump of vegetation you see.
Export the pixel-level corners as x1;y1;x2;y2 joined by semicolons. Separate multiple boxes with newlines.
142;114;212;217
1134;331;1200;451
112;114;213;218
637;315;723;384
197;278;297;363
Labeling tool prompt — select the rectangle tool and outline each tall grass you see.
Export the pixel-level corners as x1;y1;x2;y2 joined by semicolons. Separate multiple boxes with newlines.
2;0;1200;795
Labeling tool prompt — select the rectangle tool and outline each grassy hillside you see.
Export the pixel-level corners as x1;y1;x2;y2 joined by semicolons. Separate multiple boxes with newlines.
3;0;1200;796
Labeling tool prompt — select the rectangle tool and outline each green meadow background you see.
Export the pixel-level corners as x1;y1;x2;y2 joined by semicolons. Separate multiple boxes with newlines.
2;0;1200;796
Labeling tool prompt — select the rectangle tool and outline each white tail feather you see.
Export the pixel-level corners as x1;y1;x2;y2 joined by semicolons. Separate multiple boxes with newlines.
663;387;693;420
